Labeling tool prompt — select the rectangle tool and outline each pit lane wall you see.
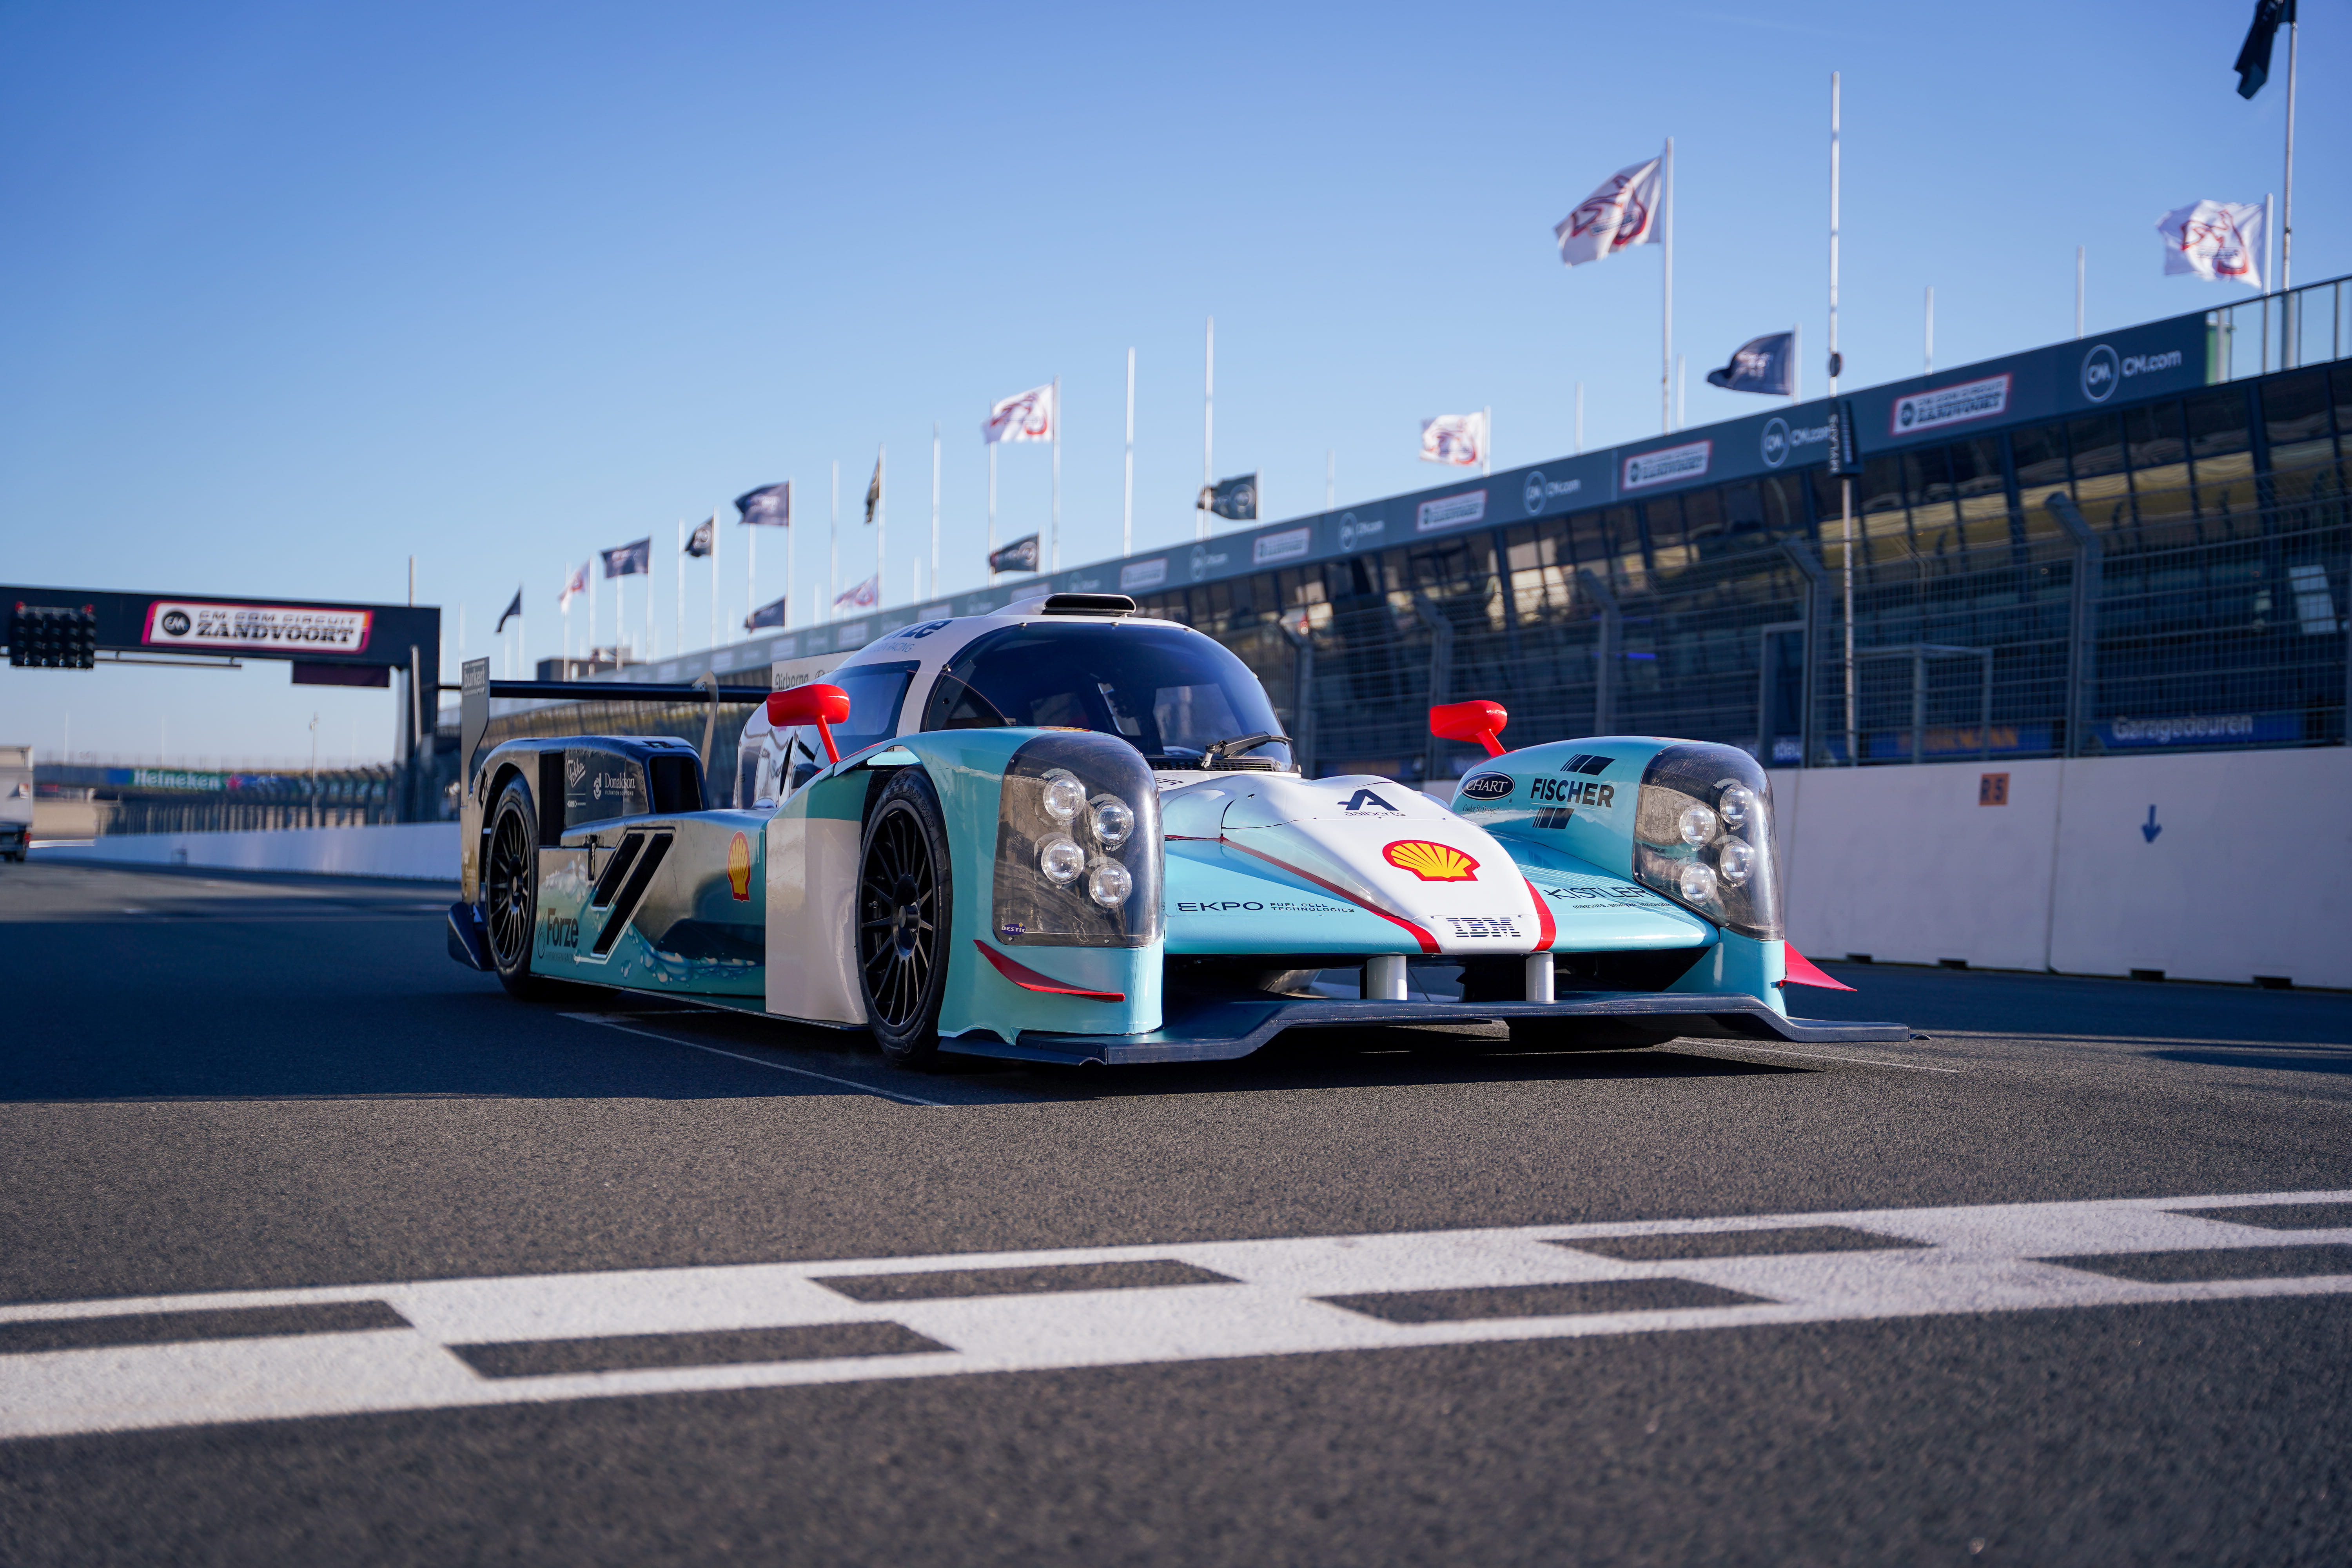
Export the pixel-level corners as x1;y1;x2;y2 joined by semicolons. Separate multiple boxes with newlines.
31;822;457;881
1769;748;2352;990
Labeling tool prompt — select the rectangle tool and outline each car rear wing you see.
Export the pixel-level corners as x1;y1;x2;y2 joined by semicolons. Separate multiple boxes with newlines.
455;659;773;783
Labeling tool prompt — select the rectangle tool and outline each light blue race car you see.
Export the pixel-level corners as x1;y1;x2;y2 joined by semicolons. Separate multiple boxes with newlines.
448;592;1901;1066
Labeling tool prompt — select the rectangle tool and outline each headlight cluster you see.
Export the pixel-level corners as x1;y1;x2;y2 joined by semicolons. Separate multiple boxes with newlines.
1631;743;1782;939
994;734;1162;947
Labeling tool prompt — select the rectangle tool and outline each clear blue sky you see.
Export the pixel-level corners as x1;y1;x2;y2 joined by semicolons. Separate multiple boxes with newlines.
2;0;2341;763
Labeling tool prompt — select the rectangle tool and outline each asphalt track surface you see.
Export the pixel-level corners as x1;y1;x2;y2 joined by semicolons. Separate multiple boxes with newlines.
3;861;2348;1564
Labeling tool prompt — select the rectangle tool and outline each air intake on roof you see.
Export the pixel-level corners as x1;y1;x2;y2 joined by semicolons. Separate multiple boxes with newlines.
1012;593;1137;617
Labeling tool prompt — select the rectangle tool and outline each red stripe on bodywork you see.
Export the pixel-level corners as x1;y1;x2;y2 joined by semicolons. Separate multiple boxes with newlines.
1216;836;1442;955
1523;878;1557;953
971;940;1126;1001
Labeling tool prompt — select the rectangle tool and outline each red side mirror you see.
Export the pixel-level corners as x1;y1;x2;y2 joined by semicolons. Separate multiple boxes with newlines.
768;683;852;764
1429;699;1509;757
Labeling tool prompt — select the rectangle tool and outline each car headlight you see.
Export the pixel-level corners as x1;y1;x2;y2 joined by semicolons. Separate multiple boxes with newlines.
994;733;1162;949
1632;743;1782;938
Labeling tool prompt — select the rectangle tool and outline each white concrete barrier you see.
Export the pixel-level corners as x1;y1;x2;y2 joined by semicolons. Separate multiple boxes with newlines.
1772;748;2352;989
33;823;459;882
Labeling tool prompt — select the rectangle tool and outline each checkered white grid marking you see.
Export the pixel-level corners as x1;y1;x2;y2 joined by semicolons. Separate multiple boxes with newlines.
3;1190;2348;1441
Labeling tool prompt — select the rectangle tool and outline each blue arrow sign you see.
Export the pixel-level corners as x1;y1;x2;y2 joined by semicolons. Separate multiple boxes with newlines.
2141;806;2162;843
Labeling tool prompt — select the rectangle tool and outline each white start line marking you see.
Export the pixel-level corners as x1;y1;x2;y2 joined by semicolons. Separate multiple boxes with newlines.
2;1190;2348;1441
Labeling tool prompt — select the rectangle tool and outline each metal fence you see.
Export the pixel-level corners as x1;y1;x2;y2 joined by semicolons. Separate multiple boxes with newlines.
1135;360;2350;780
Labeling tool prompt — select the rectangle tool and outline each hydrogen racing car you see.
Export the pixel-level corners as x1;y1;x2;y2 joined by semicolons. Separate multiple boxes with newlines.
448;592;1902;1065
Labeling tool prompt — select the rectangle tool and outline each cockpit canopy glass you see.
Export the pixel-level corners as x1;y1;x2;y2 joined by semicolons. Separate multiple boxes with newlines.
921;622;1292;770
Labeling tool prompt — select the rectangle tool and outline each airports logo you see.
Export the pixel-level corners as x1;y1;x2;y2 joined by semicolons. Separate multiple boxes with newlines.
1120;558;1169;591
1252;527;1311;565
1521;471;1584;515
1621;441;1711;491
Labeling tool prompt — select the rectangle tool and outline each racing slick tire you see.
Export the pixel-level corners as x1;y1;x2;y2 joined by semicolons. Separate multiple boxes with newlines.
1506;1016;1680;1051
856;767;953;1069
483;777;554;1001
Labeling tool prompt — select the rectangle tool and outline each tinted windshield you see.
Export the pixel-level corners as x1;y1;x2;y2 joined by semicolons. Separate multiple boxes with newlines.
923;622;1291;769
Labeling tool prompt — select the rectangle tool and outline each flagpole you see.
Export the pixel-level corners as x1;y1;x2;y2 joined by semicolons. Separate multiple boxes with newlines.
1790;325;1801;405
829;460;839;621
2281;11;2296;296
1122;349;1135;557
780;490;791;631
589;567;597;668
675;521;684;657
709;514;719;649
1830;69;1855;769
1661;136;1674;435
1049;377;1061;572
1200;316;1214;541
1482;406;1492;477
1575;382;1584;454
748;518;757;641
930;425;941;601
1924;287;1934;374
2075;246;2085;339
645;546;653;661
987;435;998;586
878;443;888;610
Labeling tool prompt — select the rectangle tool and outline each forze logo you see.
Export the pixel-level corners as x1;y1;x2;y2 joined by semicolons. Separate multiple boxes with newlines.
545;914;580;949
1383;840;1479;882
1339;788;1401;814
1458;774;1513;801
726;831;753;900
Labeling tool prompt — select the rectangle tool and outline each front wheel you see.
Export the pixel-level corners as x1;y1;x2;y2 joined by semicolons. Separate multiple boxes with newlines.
856;768;953;1067
483;779;552;1000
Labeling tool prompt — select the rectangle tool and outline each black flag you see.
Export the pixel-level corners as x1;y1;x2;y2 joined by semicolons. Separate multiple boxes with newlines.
1199;473;1258;522
989;534;1040;575
495;588;522;634
600;539;651;577
2234;0;2295;98
744;594;790;632
684;519;714;558
1704;332;1795;396
735;482;791;525
863;457;882;526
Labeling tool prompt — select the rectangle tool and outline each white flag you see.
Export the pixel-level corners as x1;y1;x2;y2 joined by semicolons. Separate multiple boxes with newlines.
833;573;880;612
558;561;588;612
983;383;1056;444
1554;155;1663;267
2157;200;2265;290
1419;412;1487;467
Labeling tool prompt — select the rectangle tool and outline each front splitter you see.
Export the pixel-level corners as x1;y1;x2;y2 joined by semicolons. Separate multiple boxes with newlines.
940;990;1911;1067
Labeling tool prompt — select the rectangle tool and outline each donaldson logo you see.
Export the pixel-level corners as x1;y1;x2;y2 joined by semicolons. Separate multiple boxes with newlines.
2081;344;2120;403
1459;773;1513;801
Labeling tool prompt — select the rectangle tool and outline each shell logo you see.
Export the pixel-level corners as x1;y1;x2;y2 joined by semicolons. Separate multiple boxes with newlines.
1382;839;1479;882
726;831;753;900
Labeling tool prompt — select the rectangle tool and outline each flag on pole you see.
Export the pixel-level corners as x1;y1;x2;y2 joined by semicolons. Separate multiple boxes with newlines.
2157;200;2267;289
684;521;714;558
988;534;1041;575
601;539;651;577
744;594;790;632
495;588;523;634
1418;414;1487;467
557;562;588;610
1553;156;1663;267
1198;474;1258;521
983;383;1055;444
863;456;882;525
734;482;791;525
832;573;880;612
1704;332;1796;395
2234;0;2295;98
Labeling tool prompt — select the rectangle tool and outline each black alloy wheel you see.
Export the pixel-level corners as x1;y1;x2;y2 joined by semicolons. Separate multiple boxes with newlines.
485;780;549;998
856;769;953;1066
